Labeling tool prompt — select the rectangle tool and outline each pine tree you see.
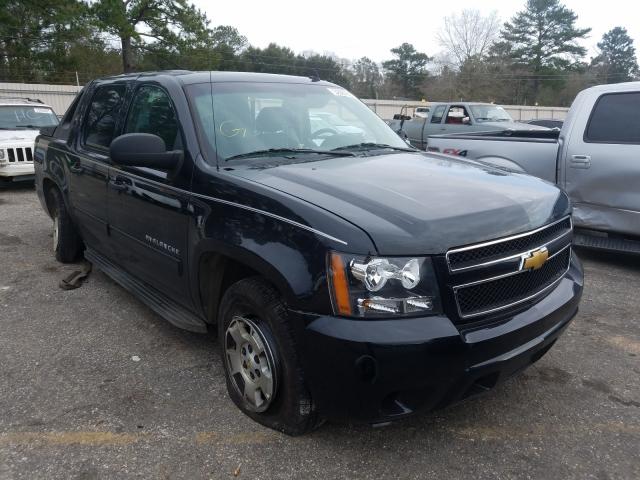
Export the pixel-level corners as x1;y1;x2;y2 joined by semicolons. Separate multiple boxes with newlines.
92;0;213;73
382;43;431;99
501;0;590;102
591;27;639;83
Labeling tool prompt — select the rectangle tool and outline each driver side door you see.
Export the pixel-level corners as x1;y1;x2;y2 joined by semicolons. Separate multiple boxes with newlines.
440;105;472;136
107;83;194;306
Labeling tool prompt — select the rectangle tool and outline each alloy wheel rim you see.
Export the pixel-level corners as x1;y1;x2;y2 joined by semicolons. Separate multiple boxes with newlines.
225;316;277;412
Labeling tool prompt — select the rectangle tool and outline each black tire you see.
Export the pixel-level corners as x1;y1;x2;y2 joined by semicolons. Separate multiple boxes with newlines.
47;187;83;263
218;277;322;435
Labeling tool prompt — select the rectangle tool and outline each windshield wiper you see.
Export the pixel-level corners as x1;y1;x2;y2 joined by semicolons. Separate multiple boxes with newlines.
226;148;356;161
332;142;416;152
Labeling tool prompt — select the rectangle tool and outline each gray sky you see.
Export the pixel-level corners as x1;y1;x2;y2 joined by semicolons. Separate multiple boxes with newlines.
192;0;640;63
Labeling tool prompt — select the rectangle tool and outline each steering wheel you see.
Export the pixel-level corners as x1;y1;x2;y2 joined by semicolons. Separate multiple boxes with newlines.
311;128;339;140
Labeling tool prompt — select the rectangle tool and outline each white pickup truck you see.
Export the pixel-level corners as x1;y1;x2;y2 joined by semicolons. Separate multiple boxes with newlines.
427;82;640;254
0;98;59;182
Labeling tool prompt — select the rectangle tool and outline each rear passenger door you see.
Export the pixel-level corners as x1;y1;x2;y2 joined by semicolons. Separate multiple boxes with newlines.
564;91;640;235
107;83;193;306
420;104;447;148
69;83;127;257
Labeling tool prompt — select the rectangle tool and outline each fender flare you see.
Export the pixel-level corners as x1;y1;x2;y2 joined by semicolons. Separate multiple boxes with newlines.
191;238;306;323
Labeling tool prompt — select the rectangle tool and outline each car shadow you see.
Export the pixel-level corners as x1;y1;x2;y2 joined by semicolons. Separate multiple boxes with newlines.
0;180;35;191
574;246;640;271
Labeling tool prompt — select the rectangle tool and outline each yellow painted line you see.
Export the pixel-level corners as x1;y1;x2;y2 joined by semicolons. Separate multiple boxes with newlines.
195;431;277;445
449;422;640;441
0;430;278;447
0;431;148;446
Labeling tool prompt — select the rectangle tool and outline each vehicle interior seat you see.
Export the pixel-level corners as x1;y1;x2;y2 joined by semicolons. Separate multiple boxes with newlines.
212;94;260;159
255;106;301;148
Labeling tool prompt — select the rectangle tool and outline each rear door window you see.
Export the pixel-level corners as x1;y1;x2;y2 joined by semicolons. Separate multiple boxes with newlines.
430;105;446;124
54;89;83;141
585;92;640;144
83;85;126;151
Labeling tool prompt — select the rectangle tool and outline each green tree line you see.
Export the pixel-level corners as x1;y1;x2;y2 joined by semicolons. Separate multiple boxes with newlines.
0;0;638;106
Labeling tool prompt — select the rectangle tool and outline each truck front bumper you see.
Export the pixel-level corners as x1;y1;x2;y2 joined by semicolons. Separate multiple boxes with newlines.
295;255;583;424
0;162;35;179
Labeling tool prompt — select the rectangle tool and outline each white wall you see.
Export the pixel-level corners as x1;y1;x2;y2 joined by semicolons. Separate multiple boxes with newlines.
361;99;569;121
0;83;82;116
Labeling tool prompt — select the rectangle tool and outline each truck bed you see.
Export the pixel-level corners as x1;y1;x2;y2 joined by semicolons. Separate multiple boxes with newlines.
426;129;560;183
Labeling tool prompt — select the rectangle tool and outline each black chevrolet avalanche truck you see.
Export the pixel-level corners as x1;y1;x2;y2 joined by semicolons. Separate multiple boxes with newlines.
34;71;583;435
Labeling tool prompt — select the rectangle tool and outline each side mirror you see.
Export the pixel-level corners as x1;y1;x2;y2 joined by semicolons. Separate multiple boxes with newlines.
462;116;471;125
398;114;412;130
40;125;57;137
110;133;182;170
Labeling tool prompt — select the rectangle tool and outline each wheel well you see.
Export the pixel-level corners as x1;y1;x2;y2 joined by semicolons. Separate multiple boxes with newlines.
199;253;274;325
42;178;58;217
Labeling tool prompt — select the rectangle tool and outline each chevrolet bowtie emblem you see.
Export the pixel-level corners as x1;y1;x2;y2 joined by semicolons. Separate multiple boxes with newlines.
521;247;549;271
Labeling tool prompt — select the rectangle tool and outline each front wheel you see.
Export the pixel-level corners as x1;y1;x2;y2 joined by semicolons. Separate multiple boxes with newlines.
47;187;83;263
218;277;322;435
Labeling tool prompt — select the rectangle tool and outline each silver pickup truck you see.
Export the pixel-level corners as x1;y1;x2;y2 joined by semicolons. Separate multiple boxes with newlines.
427;82;640;254
388;102;545;150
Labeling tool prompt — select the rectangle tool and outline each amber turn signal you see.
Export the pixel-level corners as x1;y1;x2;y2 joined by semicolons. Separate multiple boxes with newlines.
329;253;352;316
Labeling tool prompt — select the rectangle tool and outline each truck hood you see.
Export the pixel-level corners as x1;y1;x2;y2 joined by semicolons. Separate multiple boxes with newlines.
0;129;39;144
230;152;569;254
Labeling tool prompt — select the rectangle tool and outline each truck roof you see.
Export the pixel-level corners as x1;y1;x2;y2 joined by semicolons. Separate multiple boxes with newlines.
582;80;640;94
93;70;339;87
0;97;53;108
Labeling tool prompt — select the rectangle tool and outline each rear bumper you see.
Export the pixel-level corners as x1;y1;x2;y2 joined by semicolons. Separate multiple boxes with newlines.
296;254;583;423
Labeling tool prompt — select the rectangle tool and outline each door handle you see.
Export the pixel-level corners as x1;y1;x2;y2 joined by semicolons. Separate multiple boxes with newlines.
109;177;129;192
570;155;591;169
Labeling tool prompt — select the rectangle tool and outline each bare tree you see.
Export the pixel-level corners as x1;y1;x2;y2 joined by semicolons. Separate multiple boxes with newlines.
437;9;500;67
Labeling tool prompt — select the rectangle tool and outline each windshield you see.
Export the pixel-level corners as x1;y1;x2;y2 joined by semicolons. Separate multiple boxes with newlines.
186;82;409;162
469;105;513;123
0;105;58;129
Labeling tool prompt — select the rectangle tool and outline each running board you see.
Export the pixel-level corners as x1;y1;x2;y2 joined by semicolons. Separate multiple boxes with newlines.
85;248;208;333
573;231;640;255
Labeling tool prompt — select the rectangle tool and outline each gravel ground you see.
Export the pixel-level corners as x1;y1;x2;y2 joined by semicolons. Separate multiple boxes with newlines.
0;184;639;480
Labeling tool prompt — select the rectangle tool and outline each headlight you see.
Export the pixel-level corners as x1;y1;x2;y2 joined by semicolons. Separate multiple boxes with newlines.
328;252;441;318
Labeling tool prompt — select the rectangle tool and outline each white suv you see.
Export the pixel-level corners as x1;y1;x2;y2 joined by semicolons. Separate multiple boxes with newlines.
0;98;59;182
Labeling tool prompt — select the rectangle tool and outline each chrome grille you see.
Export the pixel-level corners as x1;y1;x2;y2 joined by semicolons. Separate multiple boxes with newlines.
7;147;34;163
447;217;572;272
455;246;571;318
447;216;573;321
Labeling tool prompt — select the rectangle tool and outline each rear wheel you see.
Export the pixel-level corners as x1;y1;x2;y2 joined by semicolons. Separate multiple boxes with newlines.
47;187;83;263
218;277;322;435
